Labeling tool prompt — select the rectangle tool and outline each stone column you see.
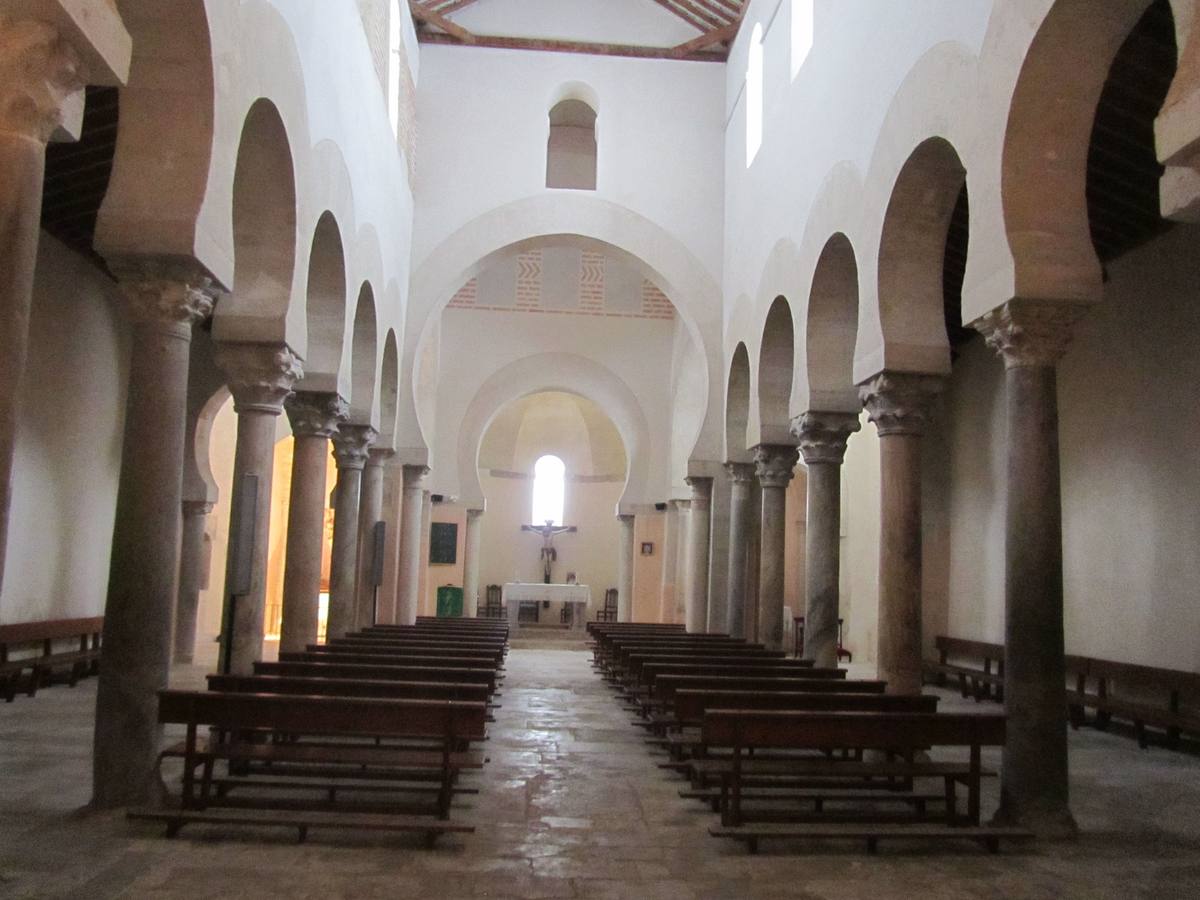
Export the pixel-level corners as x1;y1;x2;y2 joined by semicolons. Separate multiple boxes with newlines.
326;425;374;640
754;445;799;651
685;477;712;632
279;392;345;653
0;22;85;594
355;446;390;629
745;474;762;641
658;501;679;623
706;466;731;635
397;465;430;625
617;514;635;622
93;268;216;807
977;299;1083;837
673;499;691;623
174;499;214;664
793;412;860;666
214;343;302;674
462;508;484;617
859;372;942;695
724;462;755;638
377;457;405;623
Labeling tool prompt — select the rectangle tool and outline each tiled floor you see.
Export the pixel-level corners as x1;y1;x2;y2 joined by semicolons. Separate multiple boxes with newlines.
2;648;1199;899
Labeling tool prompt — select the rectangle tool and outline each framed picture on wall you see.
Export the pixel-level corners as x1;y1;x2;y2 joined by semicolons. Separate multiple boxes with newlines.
430;522;458;565
641;542;654;555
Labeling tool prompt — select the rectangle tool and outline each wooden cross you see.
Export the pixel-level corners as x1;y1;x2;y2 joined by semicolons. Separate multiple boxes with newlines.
521;520;577;584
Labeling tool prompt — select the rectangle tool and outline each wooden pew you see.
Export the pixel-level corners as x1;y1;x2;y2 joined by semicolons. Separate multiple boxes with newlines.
207;674;491;705
256;660;499;693
1068;657;1200;748
315;642;506;666
923;636;1006;701
282;650;499;671
701;710;1028;853
130;690;487;843
0;617;103;701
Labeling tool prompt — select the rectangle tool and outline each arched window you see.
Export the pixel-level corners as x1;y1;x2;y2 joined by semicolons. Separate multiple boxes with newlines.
746;24;764;166
531;455;566;525
546;99;597;190
791;0;813;80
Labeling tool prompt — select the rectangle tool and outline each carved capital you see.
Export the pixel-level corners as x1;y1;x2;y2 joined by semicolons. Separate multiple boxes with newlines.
215;342;303;415
792;411;861;465
285;391;347;439
859;372;943;437
402;464;431;489
973;299;1088;369
753;444;799;489
332;425;376;470
115;262;217;334
367;446;394;467
181;499;214;518
724;461;755;485
0;18;86;142
466;508;484;521
685;476;712;512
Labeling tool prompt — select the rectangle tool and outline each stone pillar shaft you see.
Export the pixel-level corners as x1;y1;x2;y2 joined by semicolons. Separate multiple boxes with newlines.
977;299;1083;837
215;343;302;674
463;509;484;617
377;459;405;623
794;412;860;667
355;448;389;629
724;463;754;638
673;500;691;623
658;502;679;623
755;445;798;651
0;22;86;594
860;372;942;695
744;475;762;642
617;514;635;622
279;393;345;653
327;426;374;640
397;465;430;625
93;269;215;807
685;478;712;633
174;500;213;664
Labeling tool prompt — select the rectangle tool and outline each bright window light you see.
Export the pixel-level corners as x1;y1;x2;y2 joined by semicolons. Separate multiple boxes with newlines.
791;0;814;80
746;24;764;167
531;455;566;526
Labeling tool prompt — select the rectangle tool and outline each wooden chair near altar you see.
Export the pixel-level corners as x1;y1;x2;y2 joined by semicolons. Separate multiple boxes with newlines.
481;584;504;620
792;616;852;662
595;588;618;623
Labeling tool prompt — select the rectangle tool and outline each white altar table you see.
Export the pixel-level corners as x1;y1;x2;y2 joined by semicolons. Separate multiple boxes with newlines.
503;583;592;631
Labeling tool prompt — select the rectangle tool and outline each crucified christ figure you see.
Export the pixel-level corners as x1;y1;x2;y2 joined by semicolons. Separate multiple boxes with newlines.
521;520;577;584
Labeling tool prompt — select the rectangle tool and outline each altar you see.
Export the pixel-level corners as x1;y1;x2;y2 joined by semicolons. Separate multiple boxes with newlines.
503;582;592;632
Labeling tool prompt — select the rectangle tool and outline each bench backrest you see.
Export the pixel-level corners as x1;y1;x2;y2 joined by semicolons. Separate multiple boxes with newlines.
0;616;104;644
702;710;1006;750
206;674;490;703
674;690;938;723
935;635;1003;659
317;642;504;660
282;651;498;669
255;660;497;688
654;675;885;702
644;663;844;688
159;690;487;740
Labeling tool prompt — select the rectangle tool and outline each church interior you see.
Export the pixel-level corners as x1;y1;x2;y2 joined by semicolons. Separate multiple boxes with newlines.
1;0;1199;896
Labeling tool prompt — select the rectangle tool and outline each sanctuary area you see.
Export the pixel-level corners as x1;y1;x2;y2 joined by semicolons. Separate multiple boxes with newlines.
1;1;1198;897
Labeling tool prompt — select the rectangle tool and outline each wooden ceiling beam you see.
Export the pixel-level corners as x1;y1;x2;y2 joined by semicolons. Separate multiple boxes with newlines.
647;0;708;32
708;0;743;15
429;0;483;14
671;20;739;56
690;0;736;23
417;30;727;62
675;0;726;29
408;1;476;43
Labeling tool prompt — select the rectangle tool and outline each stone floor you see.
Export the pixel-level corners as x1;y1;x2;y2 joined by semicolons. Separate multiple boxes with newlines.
2;648;1200;899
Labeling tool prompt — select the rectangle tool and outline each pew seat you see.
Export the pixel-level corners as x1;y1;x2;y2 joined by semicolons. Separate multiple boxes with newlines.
0;617;103;701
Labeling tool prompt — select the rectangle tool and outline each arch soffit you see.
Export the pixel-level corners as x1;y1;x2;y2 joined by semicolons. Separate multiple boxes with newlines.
402;193;724;468
746;239;802;447
349;282;381;427
853;40;980;383
301;209;349;395
724;342;753;464
378;329;401;451
455;354;653;516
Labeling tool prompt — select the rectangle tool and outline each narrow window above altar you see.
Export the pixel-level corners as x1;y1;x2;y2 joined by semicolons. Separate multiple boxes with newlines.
532;454;566;525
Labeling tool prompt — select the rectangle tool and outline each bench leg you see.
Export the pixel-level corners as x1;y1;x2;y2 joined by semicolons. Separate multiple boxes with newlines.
297;826;308;844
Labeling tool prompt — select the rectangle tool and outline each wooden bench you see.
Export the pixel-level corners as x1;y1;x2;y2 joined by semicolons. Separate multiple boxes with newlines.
1068;657;1200;748
701;710;1026;853
314;642;506;665
130;690;488;844
255;660;499;693
207;674;492;705
0;616;103;701
923;636;1006;702
281;650;500;672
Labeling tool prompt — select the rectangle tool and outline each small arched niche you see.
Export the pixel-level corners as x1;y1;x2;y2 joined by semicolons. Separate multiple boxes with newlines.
546;99;597;191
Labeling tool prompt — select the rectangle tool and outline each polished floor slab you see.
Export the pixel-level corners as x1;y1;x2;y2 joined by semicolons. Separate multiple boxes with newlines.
1;648;1199;899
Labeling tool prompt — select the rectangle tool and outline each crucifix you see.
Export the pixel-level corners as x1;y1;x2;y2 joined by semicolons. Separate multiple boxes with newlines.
521;519;577;584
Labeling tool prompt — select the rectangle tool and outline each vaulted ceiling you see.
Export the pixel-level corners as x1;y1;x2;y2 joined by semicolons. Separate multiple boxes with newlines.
409;0;748;61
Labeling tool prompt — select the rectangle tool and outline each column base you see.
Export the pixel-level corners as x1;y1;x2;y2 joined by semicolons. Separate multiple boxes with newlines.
992;798;1078;840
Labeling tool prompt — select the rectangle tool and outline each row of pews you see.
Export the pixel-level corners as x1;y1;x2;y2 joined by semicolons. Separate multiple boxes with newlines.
589;622;1033;855
0;617;103;702
129;616;507;846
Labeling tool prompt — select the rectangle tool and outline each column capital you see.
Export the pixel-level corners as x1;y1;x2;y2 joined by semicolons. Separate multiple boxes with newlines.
367;446;394;467
466;508;484;520
0;18;86;143
753;444;799;489
402;463;431;488
792;410;861;465
684;475;713;511
114;261;218;335
724;461;755;484
332;424;376;471
617;512;635;524
973;299;1088;369
859;372;943;437
215;342;303;415
181;499;214;518
285;391;347;439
